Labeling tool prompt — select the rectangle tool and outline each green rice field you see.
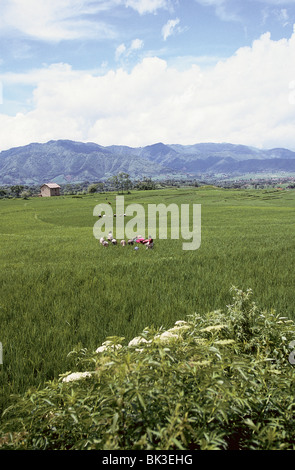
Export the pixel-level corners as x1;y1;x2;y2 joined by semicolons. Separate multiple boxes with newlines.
0;187;294;413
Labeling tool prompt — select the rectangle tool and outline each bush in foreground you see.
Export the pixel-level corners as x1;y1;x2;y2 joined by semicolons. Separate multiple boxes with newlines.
1;287;295;450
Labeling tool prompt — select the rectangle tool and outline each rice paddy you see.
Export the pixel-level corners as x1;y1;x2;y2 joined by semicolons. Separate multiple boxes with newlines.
0;186;294;413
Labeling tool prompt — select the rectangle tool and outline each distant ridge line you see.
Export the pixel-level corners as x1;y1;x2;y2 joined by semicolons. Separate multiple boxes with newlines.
0;139;295;185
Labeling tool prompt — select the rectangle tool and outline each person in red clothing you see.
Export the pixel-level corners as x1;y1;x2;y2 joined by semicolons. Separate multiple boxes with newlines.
144;237;153;248
135;236;145;243
133;236;154;247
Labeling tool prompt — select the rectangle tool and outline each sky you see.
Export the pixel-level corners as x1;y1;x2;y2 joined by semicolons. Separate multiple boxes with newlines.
0;0;295;151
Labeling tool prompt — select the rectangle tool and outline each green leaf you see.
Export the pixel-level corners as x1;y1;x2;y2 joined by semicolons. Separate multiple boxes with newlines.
71;413;79;424
136;393;146;410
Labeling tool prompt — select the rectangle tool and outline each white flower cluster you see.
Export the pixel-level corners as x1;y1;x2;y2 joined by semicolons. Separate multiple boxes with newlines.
96;341;122;353
128;336;150;347
154;320;191;343
62;371;92;383
62;320;193;383
199;324;227;333
155;330;179;342
126;321;192;348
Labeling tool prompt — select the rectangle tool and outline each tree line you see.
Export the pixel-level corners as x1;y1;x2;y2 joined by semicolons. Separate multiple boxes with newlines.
0;174;158;198
1;173;294;198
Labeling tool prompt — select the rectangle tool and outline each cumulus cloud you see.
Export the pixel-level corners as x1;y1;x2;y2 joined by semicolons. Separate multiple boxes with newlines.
1;29;295;150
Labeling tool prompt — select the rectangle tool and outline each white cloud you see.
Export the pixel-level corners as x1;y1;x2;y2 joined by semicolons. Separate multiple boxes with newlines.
162;18;180;40
1;29;295;150
194;0;295;23
0;0;118;41
124;0;170;14
115;43;127;61
193;0;241;22
261;5;291;26
277;8;290;26
131;38;144;50
115;39;144;62
256;0;295;4
0;0;171;42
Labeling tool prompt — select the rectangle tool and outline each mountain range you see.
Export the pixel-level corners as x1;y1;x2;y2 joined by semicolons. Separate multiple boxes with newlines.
0;139;295;185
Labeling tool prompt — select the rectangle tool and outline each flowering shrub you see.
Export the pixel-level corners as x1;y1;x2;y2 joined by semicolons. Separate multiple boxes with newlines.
62;372;92;383
1;287;295;450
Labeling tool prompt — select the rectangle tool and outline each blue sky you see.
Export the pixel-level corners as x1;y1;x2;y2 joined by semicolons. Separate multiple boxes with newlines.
0;0;295;150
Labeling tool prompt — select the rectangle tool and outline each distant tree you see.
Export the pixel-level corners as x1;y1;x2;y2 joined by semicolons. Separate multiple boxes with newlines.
88;184;99;194
135;177;156;190
63;184;74;195
96;182;104;192
108;175;120;192
108;173;132;194
21;190;32;199
10;185;24;197
87;183;104;194
119;172;132;194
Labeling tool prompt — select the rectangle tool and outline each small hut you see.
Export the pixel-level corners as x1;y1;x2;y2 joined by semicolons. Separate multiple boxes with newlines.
40;183;61;197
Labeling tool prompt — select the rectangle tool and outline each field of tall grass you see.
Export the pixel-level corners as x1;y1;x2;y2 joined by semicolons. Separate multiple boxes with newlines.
0;186;294;415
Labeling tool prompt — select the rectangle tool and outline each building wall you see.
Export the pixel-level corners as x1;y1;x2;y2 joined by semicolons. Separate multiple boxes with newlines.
50;188;60;196
41;186;51;197
41;186;60;197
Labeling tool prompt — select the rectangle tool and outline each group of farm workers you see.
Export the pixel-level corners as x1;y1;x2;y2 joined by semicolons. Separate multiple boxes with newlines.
99;232;154;249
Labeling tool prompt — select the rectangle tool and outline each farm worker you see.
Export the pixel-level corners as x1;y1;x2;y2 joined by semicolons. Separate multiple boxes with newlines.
146;238;154;249
135;236;145;243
